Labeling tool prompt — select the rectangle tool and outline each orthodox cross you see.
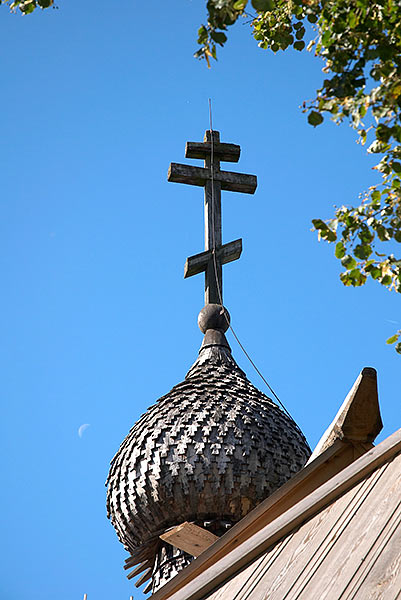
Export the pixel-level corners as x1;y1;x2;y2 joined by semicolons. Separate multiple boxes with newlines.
168;130;257;305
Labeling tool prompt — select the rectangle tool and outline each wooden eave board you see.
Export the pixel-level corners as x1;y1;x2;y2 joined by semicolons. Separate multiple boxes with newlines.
160;522;218;557
154;427;401;600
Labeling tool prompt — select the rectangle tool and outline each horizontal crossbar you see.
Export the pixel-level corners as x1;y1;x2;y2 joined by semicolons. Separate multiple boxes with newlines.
185;141;240;163
184;239;242;278
168;163;257;194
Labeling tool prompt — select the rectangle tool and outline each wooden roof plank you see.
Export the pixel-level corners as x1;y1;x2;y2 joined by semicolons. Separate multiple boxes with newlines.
207;457;400;600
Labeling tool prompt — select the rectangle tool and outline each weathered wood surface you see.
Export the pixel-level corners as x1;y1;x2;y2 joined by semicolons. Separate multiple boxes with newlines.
167;129;257;305
244;465;387;600
190;446;401;600
143;581;153;595
126;560;151;580
107;342;310;593
155;427;401;600
203;134;222;304
124;538;158;568
184;239;242;278
186;141;240;163
160;522;219;557
152;543;194;595
134;567;152;588
202;554;268;600
150;437;372;600
107;343;310;555
168;163;257;194
309;367;382;462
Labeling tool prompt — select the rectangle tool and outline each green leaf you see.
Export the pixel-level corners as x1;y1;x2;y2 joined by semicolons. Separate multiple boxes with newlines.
251;0;273;11
335;241;345;258
233;0;248;9
295;28;305;41
197;25;208;44
210;31;228;45
340;272;352;286
20;0;36;13
376;125;392;143
341;255;357;269
392;162;401;174
312;219;326;230
349;268;366;286
321;228;337;242
381;274;392;285
376;224;390;241
395;230;401;242
308;111;324;127
386;334;399;344
396;342;401;354
358;227;374;244
294;40;305;51
321;31;332;46
348;11;357;28
354;243;372;260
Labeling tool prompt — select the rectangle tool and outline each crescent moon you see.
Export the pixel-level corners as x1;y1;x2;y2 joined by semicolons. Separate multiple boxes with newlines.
78;423;90;438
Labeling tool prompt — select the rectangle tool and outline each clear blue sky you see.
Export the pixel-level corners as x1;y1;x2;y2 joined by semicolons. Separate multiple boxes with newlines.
1;2;399;599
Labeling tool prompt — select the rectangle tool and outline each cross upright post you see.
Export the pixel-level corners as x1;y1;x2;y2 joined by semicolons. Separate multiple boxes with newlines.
204;130;222;304
168;130;257;305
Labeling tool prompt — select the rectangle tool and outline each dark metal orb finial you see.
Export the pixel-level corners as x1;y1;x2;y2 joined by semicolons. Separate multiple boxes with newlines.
198;304;230;333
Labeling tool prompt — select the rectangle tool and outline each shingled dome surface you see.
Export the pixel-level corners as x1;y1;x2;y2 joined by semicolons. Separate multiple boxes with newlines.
106;342;311;555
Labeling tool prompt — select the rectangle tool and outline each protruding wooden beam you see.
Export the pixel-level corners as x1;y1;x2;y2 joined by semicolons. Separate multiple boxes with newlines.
160;522;219;557
185;141;241;163
184;239;242;278
143;581;153;595
126;560;152;580
135;567;152;588
124;539;157;568
168;163;257;194
308;366;383;463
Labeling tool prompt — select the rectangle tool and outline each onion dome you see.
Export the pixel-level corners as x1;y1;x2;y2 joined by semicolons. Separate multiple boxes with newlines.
106;305;311;592
106;130;311;593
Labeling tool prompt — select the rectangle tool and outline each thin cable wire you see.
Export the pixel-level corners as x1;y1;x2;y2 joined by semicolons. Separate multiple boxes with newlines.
207;99;293;419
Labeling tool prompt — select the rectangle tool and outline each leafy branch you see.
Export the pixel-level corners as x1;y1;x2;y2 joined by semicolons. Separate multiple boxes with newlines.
0;0;53;14
196;0;401;353
387;329;401;352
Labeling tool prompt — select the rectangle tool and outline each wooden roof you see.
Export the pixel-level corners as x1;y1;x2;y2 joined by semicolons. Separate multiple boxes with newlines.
150;367;401;600
152;426;401;600
210;428;401;600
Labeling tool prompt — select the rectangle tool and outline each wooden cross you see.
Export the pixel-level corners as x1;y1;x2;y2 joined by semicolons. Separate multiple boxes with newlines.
168;130;257;305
